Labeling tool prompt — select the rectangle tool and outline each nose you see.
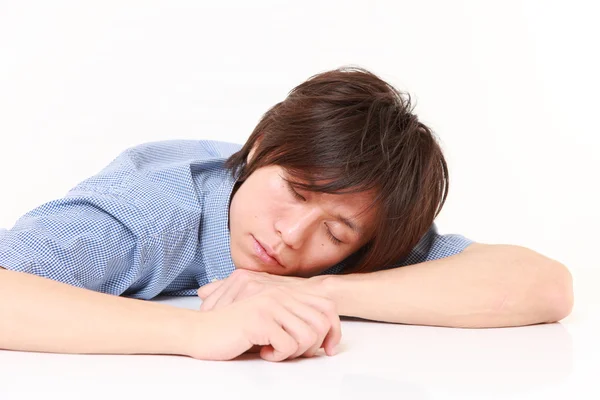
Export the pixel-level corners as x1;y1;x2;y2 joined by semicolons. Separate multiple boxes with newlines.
275;206;321;250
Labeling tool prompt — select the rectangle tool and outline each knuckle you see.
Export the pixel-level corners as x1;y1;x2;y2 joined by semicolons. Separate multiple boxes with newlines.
305;330;319;346
254;304;275;325
288;341;300;356
316;314;330;334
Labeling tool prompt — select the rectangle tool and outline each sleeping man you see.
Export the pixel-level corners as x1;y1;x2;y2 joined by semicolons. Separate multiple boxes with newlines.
0;66;573;362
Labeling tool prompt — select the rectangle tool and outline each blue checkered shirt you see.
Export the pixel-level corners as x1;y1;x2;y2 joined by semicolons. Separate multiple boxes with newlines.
0;140;474;299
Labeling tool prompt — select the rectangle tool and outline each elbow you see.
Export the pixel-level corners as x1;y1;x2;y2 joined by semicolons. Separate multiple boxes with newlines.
542;261;574;323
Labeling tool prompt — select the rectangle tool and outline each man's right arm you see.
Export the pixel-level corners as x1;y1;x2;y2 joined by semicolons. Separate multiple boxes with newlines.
0;267;198;356
0;267;342;361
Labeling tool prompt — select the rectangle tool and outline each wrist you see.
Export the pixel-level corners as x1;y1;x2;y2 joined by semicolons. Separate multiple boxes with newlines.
163;308;205;357
311;274;349;316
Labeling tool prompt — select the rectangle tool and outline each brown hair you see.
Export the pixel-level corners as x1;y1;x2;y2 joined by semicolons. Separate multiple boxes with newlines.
224;66;448;274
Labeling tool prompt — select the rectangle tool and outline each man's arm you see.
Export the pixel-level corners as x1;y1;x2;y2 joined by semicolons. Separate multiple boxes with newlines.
0;267;196;355
320;243;574;328
0;267;343;361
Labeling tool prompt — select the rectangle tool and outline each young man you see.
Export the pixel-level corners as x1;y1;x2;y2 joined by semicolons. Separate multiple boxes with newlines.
0;67;573;362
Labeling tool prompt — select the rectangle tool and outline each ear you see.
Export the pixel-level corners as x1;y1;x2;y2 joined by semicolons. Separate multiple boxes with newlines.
247;145;256;164
246;135;264;164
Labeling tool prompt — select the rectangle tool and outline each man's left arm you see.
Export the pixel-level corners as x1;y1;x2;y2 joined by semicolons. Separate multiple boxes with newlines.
319;242;574;328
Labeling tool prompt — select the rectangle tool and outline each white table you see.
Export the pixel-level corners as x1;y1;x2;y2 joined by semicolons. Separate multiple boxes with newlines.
1;270;597;400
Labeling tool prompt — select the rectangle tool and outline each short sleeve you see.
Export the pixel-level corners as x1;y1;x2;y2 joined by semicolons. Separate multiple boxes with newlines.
0;191;145;295
386;223;474;268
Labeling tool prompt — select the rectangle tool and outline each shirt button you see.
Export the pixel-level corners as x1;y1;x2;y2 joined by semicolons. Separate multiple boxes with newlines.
211;278;218;283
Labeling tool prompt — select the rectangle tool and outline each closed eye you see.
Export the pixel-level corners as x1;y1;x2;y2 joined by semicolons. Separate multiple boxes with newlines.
285;180;306;201
284;179;343;246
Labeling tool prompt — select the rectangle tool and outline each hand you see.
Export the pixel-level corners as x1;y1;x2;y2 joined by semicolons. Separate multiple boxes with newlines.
198;269;328;312
187;286;341;362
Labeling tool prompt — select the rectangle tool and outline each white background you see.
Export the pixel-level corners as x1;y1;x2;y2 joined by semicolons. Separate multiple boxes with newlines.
2;1;597;275
0;1;598;399
1;0;598;273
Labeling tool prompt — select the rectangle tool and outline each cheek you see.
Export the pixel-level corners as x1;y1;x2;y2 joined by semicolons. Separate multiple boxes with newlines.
305;241;348;263
237;178;287;224
265;179;291;212
294;246;348;276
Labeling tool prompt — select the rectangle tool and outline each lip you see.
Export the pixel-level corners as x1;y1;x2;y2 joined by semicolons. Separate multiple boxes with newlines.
252;235;283;267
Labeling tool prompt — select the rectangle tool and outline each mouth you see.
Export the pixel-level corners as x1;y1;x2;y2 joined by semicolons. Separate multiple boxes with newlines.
251;235;284;268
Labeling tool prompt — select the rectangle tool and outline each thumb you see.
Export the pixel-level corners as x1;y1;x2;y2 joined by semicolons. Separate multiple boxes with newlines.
197;280;223;299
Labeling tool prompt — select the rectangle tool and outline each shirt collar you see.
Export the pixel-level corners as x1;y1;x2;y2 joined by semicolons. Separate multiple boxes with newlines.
199;165;241;283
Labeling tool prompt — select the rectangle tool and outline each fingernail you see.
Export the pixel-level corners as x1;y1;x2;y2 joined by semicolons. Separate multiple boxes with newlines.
331;345;340;356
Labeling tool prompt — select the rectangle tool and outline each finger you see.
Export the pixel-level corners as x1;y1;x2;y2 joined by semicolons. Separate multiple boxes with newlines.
279;296;331;359
287;292;342;357
270;295;332;360
247;345;262;353
211;277;247;310
199;281;230;312
197;280;223;299
259;304;310;362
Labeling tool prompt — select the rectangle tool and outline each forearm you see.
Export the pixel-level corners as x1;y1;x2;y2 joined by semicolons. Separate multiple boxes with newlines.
0;268;197;356
321;244;574;328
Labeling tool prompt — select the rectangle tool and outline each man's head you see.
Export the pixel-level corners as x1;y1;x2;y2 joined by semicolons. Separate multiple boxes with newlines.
225;66;449;276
